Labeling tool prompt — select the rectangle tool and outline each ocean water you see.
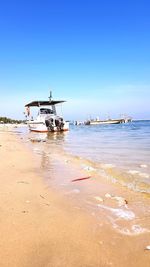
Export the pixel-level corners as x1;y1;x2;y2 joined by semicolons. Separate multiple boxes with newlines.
23;120;150;194
63;121;150;193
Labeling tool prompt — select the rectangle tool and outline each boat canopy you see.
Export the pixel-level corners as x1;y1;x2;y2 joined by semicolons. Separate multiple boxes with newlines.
25;100;66;107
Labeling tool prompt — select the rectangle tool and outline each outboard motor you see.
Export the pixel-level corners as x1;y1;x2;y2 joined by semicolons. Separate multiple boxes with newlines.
45;118;54;131
45;117;65;131
60;118;64;130
54;118;64;131
55;119;60;128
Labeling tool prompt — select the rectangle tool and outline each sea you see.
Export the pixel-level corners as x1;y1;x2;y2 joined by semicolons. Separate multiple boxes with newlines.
19;120;150;196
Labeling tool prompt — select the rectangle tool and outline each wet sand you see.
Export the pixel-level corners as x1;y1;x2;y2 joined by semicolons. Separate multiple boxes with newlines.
0;128;150;267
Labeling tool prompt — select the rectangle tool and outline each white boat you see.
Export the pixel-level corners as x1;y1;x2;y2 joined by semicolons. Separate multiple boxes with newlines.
25;92;69;133
85;119;124;125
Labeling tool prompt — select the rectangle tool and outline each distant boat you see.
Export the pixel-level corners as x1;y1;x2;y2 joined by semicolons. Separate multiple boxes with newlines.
124;117;132;123
25;92;69;133
84;118;125;125
73;120;84;125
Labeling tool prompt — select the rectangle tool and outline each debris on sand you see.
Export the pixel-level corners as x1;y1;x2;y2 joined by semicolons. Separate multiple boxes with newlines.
65;159;70;163
40;194;45;199
17;181;29;184
113;196;128;207
71;176;91;182
83;166;96;172
94;196;104;202
22;210;29;213
30;138;46;143
104;193;128;207
105;193;112;198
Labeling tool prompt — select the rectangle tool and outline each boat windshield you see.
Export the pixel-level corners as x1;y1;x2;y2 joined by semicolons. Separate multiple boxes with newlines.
40;108;53;114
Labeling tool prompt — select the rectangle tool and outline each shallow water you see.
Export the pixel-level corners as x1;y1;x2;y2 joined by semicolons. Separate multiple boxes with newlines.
19;120;150;194
67;121;150;193
66;121;150;168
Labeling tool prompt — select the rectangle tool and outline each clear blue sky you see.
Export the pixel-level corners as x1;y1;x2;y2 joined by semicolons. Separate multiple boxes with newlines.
0;0;150;120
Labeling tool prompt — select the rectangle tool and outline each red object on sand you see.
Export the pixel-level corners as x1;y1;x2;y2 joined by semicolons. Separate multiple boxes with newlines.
71;176;91;182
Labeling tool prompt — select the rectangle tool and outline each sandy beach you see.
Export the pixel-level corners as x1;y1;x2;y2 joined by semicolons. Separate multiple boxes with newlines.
0;127;150;267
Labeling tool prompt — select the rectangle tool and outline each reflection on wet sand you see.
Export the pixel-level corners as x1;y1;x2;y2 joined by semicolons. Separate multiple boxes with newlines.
47;131;68;143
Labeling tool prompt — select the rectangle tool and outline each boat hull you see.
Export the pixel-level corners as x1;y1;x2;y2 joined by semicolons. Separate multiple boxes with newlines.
85;119;124;125
28;121;69;133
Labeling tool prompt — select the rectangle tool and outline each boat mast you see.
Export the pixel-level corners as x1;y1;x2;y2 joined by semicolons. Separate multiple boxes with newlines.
49;91;52;102
49;90;56;115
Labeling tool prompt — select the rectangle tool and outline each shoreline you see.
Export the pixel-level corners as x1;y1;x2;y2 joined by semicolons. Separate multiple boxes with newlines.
0;127;150;267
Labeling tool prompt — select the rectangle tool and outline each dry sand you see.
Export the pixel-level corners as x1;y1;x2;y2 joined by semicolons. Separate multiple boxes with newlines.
0;128;150;267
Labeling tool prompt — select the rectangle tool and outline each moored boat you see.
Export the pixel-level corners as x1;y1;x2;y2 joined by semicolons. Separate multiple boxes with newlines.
25;92;69;133
85;119;125;125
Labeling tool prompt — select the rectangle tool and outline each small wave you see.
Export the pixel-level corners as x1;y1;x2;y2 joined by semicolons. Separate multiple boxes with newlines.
112;224;150;236
97;204;135;220
102;168;150;195
82;165;96;172
140;164;148;168
101;163;115;169
127;170;149;178
138;172;149;178
127;170;140;175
